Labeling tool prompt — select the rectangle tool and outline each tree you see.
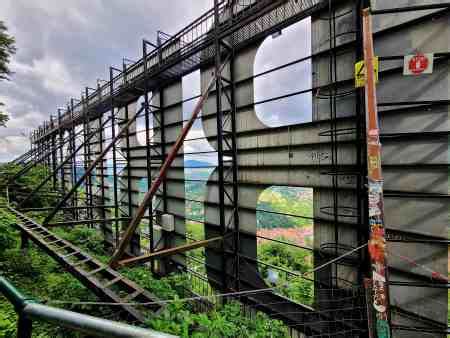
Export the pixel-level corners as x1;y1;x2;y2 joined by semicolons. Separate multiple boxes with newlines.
0;103;9;127
0;21;16;127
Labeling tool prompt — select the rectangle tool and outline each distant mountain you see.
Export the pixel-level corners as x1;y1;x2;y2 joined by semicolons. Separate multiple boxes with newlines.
184;159;213;168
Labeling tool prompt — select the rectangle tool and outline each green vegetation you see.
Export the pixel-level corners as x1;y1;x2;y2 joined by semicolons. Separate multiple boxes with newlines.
0;207;96;338
122;266;288;337
0;164;58;208
258;241;313;306
0;163;317;337
257;186;313;229
183;171;315;307
256;186;314;305
0;164;290;337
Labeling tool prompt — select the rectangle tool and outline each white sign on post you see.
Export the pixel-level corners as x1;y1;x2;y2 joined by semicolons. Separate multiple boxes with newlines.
403;53;434;76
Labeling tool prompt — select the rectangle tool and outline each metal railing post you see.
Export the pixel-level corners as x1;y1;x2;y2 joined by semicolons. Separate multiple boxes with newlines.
17;315;32;338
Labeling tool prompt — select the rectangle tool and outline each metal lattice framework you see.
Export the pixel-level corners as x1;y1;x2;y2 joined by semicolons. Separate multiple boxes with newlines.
3;1;450;337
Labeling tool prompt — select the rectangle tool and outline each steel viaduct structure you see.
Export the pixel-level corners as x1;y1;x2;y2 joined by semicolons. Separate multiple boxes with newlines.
4;0;450;337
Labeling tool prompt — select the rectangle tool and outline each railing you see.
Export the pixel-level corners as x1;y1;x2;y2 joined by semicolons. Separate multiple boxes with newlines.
32;0;324;142
0;276;177;338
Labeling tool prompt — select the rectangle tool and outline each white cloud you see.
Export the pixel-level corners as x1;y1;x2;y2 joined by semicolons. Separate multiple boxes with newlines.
254;18;312;127
0;0;211;161
0;135;29;163
11;57;79;97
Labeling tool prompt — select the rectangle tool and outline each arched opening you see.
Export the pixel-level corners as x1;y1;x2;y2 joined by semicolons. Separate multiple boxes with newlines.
254;18;312;127
182;70;216;294
257;185;314;305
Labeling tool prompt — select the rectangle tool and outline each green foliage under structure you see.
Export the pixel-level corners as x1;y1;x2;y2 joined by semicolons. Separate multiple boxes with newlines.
0;163;59;209
0;164;290;337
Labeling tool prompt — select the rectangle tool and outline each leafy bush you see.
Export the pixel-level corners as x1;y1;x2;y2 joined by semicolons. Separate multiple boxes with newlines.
0;300;16;338
258;241;314;305
0;163;57;208
120;266;288;337
148;301;288;337
0;207;97;337
258;242;312;274
46;273;96;310
54;227;105;256
0;208;17;251
0;194;290;337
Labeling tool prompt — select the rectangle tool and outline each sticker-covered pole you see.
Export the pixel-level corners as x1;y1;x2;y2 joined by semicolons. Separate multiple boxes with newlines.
362;8;392;338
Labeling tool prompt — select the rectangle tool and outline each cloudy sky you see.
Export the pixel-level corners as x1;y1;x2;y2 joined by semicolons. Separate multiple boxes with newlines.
0;1;311;163
0;0;211;162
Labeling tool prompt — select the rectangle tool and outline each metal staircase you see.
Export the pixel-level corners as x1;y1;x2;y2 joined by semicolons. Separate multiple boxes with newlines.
6;206;163;323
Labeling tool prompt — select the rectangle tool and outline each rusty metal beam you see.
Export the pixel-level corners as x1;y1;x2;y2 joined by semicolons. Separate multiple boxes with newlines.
117;237;223;268
109;60;229;268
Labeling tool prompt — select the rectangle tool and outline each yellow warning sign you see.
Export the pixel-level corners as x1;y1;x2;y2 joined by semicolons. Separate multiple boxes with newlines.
355;57;379;88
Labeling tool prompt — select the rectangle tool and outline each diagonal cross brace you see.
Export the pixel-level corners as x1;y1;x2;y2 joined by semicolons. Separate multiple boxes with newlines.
18;116;113;209
7;129;85;186
117;237;223;268
109;59;229;268
43;104;147;225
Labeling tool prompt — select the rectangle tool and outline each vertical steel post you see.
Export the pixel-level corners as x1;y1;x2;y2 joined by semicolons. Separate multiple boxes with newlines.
46;122;51;171
326;0;340;288
213;0;227;292
121;61;133;232
124;104;133;235
227;2;240;292
50;116;58;191
82;94;89;223
58;110;66;199
98;112;108;244
85;87;94;223
156;34;169;273
70;99;78;220
17;315;32;338
156;36;167;219
159;89;169;273
143;40;155;271
110;67;120;246
212;0;239;292
362;8;392;338
159;88;167;217
82;90;90;224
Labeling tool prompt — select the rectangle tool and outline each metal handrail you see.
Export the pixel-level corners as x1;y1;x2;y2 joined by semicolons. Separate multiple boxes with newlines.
32;0;324;142
0;276;177;338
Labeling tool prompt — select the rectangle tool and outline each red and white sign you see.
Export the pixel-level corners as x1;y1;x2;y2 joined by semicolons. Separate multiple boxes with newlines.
403;53;434;75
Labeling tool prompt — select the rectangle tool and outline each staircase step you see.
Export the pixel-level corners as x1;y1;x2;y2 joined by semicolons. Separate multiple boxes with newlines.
122;290;142;302
62;251;80;259
7;206;163;322
73;257;92;267
103;276;123;288
87;266;106;276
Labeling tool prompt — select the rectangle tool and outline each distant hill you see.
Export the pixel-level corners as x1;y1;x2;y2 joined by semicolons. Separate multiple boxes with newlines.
184;159;213;168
